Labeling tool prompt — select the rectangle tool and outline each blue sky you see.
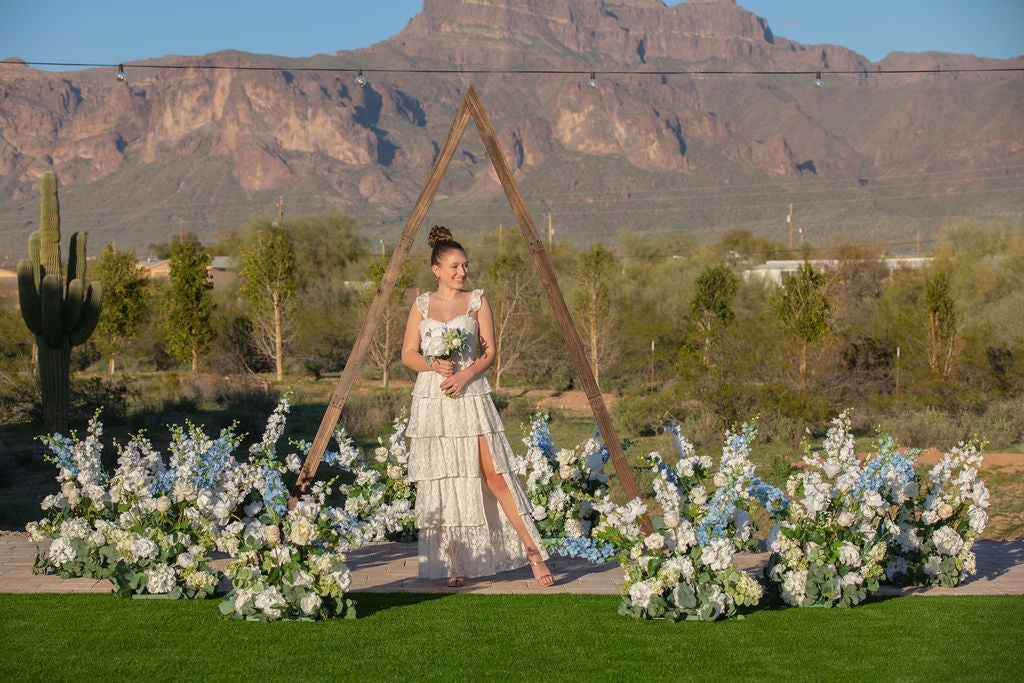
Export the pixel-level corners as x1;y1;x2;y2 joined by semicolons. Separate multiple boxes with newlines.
1;0;1021;71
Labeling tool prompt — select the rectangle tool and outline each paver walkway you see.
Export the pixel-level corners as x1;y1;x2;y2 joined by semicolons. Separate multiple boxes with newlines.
2;533;1022;596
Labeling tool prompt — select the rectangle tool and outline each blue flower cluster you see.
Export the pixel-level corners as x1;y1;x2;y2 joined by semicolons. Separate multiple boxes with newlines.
527;412;556;460
746;479;789;515
854;434;918;500
151;467;178;496
190;436;236;490
261;464;288;516
647;453;680;486
44;435;81;476
544;535;616;564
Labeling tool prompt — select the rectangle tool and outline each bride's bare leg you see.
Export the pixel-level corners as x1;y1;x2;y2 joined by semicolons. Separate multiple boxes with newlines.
477;435;554;586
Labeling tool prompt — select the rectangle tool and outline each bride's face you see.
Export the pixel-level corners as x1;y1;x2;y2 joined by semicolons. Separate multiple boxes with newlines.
432;249;469;290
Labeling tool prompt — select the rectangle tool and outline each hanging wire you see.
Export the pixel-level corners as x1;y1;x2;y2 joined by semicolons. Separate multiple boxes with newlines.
3;60;1023;78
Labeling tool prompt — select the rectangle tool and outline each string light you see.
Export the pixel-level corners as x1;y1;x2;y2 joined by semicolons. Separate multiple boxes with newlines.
6;60;1022;80
815;71;823;87
588;71;597;88
355;68;366;87
115;64;127;82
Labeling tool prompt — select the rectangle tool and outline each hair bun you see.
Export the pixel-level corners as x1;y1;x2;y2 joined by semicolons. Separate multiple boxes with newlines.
428;225;454;249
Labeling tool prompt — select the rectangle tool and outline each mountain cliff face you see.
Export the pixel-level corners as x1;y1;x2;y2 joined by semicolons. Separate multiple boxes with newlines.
0;0;1021;252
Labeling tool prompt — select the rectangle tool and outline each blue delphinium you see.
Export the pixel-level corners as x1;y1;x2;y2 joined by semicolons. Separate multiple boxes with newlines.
543;535;616;564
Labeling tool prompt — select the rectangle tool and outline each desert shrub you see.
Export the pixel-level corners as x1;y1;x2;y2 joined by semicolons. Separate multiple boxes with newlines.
961;401;1024;450
0;373;41;424
340;388;409;438
880;408;961;450
68;376;136;422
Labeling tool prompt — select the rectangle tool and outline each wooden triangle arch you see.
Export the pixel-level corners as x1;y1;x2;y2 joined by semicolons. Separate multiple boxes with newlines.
290;83;649;532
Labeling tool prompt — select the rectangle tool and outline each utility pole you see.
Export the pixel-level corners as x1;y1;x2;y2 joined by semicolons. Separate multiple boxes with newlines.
278;197;285;229
548;213;553;249
649;340;655;391
380;239;385;258
895;346;901;394
916;231;921;257
498;223;503;254
788;203;794;251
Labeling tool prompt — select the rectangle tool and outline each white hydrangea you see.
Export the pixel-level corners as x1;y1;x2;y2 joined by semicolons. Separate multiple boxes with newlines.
146;563;176;594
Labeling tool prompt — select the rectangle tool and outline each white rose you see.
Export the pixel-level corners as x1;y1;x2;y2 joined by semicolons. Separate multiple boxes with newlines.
285;453;303;474
387;465;403;480
937;503;954;520
690;486;707;506
156;496;172;513
288;518;317;546
299;592;322;616
923;555;942;577
269;545;293;565
663;509;680;528
836;510;855;528
713;472;726;488
176;552;197;569
644;533;665;551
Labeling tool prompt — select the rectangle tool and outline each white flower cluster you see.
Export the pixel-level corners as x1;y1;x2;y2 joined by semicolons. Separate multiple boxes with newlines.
591;426;780;622
765;413;889;608
514;413;610;547
882;442;989;587
329;414;416;542
220;494;359;621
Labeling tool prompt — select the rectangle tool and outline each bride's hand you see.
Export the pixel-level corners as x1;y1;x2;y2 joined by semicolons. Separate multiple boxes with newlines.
432;359;455;378
440;370;470;397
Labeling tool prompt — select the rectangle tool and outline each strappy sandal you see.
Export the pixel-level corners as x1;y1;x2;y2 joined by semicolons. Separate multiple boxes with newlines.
531;560;554;587
445;576;465;588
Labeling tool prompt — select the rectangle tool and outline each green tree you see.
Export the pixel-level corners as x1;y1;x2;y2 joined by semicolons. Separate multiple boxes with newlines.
690;264;739;366
164;238;213;376
770;262;833;382
360;256;411;387
572;243;618;386
485;254;539;389
925;270;957;376
240;227;297;381
95;244;149;375
148;231;201;260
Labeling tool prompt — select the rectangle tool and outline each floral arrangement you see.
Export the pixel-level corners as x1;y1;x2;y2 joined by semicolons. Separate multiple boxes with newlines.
29;413;226;599
591;426;784;622
513;412;615;564
217;490;360;621
764;413;897;608
883;442;989;587
315;414;416;542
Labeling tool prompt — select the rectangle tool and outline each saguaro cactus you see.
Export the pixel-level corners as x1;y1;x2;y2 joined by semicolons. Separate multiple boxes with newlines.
17;172;103;433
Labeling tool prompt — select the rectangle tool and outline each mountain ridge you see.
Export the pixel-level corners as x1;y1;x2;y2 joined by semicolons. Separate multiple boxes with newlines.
0;0;1021;254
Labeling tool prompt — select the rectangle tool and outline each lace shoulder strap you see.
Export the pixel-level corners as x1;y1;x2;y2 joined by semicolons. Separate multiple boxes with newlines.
467;289;484;314
415;291;430;318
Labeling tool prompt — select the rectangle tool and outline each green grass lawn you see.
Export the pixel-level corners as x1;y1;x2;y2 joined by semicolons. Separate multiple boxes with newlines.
2;593;1022;681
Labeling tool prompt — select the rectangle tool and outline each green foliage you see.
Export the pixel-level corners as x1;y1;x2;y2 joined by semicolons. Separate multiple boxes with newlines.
769;261;832;379
925;269;957;375
361;255;411;387
95;244;150;373
163;238;213;375
572;243;618;383
15;171;103;432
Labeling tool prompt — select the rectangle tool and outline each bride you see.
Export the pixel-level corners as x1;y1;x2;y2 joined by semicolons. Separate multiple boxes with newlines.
401;226;554;588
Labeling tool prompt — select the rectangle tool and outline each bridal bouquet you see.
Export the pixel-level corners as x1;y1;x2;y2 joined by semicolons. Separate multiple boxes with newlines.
422;325;469;365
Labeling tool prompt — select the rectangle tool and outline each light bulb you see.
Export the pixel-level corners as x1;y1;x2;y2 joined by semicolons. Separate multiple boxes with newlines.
355;69;367;87
814;71;823;88
116;64;127;82
587;71;597;88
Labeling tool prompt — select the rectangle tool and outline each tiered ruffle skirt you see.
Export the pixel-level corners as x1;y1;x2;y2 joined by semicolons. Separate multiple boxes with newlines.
408;371;548;579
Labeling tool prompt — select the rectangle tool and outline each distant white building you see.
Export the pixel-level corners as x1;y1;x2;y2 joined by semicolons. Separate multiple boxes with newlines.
743;257;931;286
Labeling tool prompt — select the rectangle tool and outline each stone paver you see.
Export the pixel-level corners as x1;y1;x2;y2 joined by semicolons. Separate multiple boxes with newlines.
2;532;1022;596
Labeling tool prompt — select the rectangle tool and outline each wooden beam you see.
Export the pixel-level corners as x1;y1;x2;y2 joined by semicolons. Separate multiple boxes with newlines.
463;86;651;531
288;90;473;506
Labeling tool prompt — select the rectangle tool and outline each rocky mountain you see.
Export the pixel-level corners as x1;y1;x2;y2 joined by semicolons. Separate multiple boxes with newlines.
0;0;1021;255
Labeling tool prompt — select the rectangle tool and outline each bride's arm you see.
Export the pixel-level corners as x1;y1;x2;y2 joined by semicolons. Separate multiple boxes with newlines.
439;294;496;395
401;304;454;376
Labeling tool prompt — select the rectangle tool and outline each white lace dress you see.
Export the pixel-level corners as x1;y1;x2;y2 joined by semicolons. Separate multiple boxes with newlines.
407;288;549;579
